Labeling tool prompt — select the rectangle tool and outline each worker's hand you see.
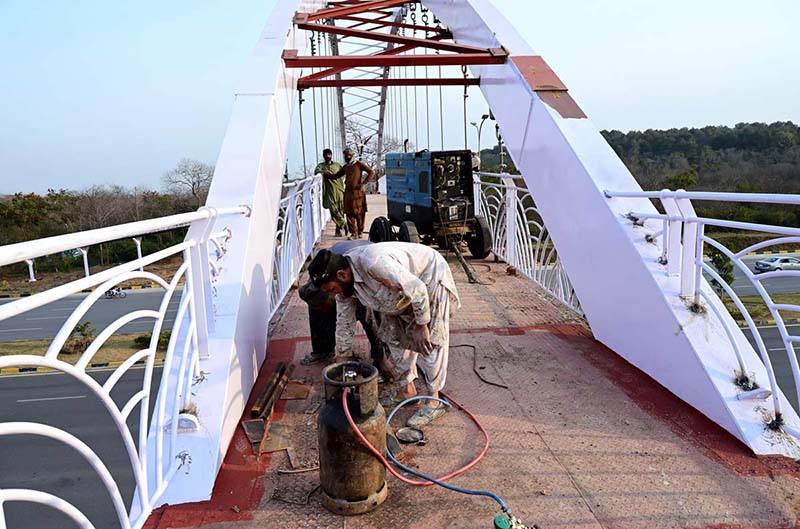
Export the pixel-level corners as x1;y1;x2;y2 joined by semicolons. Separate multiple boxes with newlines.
412;323;433;356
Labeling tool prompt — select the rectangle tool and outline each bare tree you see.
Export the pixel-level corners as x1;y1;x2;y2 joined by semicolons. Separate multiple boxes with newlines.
345;118;412;179
161;159;214;208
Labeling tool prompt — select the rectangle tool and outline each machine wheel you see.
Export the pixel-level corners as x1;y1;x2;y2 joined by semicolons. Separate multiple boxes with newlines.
399;221;420;244
369;216;392;243
467;216;492;259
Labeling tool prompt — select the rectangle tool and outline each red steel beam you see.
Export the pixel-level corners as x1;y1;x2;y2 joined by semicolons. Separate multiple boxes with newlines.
298;33;449;83
339;11;392;32
299;78;480;89
296;19;479;54
306;0;414;22
335;14;449;34
283;50;508;68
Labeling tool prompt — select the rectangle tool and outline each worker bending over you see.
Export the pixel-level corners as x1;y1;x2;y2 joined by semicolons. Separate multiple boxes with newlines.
309;242;459;427
298;240;386;372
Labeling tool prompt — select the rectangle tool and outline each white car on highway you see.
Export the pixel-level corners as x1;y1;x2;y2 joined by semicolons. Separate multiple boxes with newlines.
754;256;800;273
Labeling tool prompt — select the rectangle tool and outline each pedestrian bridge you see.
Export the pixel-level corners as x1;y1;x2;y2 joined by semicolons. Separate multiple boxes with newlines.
2;1;800;528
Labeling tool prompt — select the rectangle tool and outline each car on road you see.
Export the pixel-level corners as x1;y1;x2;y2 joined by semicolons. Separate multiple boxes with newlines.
754;256;800;273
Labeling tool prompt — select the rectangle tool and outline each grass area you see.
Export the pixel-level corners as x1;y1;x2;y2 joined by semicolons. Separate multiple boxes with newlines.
723;293;800;322
0;334;166;366
706;232;799;254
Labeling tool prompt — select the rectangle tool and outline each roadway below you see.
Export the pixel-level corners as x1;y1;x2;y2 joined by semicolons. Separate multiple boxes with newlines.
0;366;162;529
722;253;800;295
0;288;182;342
741;323;800;410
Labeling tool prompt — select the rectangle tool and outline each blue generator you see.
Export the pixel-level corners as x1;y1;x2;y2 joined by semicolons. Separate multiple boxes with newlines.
369;149;492;259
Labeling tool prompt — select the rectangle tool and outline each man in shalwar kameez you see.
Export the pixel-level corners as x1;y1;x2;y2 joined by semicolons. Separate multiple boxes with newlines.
314;148;345;237
332;148;374;239
309;242;459;427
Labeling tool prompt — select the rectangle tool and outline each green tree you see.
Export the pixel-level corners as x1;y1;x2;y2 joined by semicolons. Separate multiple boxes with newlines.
708;249;735;299
663;169;697;190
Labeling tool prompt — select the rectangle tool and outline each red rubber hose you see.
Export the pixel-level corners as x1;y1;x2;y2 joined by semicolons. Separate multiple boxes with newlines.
341;387;489;486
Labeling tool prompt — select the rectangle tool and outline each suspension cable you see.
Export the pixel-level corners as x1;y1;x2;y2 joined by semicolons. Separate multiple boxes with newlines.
410;7;419;150
438;60;444;150
462;65;469;150
298;90;309;177
435;18;444;149
422;8;431;150
310;33;320;159
318;31;328;150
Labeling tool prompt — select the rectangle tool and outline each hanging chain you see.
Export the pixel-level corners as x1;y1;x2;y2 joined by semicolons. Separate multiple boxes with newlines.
462;65;469;150
298;91;309;177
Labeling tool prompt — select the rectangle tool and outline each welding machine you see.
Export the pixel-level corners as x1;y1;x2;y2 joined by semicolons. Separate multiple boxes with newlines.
369;149;492;259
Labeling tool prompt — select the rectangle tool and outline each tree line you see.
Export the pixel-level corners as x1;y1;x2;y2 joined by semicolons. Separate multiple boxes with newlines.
601;121;800;228
0;159;214;277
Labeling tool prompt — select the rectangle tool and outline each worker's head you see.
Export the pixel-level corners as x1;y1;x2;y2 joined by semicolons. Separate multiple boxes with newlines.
308;249;354;297
342;148;355;163
322;148;333;163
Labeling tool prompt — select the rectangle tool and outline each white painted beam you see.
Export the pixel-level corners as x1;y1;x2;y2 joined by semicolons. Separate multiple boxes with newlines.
424;0;800;457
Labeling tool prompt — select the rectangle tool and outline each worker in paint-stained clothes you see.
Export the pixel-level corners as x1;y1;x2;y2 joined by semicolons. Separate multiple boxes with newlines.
333;148;374;240
308;242;459;427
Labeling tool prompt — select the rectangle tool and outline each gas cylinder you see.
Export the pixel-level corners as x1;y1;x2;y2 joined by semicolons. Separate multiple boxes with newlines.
318;361;388;515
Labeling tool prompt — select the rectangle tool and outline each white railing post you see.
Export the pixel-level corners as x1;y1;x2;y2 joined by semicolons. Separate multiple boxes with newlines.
79;247;90;278
133;237;143;272
693;223;705;305
302;180;314;257
184;209;220;360
661;190;682;276
675;192;698;299
473;176;482;217
501;175;518;266
25;259;36;282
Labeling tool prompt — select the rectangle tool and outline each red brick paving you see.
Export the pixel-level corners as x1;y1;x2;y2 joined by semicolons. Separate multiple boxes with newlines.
147;196;800;529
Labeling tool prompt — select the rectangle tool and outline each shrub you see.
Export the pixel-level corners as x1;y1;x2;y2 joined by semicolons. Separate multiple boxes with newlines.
61;321;96;356
134;330;171;350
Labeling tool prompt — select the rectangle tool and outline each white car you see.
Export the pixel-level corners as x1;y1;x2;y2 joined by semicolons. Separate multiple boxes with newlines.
754;256;800;273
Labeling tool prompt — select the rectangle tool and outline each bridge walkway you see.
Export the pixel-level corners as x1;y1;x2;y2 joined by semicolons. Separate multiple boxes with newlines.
146;195;800;529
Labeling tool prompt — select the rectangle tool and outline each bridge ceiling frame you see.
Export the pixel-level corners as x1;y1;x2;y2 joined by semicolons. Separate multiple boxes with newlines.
286;0;509;176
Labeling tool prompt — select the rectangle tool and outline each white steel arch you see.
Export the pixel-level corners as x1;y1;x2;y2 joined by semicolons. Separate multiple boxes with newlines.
423;0;800;455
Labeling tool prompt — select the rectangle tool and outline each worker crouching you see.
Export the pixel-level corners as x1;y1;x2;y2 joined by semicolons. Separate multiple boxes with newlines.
309;242;459;427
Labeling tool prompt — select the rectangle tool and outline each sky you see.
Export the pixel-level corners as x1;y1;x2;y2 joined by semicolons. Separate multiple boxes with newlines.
0;0;798;194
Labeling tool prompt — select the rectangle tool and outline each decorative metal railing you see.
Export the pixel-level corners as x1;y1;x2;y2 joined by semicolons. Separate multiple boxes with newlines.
0;205;249;528
473;172;582;314
0;174;327;528
604;188;800;434
270;175;329;320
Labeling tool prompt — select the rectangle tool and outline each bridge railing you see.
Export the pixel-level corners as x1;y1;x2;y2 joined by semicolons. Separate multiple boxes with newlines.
0;174;328;527
0;205;251;528
271;175;329;320
604;188;800;433
473;172;582;314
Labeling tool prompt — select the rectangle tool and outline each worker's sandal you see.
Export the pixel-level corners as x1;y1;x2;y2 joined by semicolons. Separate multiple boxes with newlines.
300;352;333;365
406;403;447;427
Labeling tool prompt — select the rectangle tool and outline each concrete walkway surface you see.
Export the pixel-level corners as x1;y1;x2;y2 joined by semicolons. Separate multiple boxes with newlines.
145;195;800;529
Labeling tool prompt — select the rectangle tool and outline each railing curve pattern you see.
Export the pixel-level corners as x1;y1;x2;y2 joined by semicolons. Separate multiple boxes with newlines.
270;175;329;320
604;188;800;437
0;207;249;528
474;172;582;314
